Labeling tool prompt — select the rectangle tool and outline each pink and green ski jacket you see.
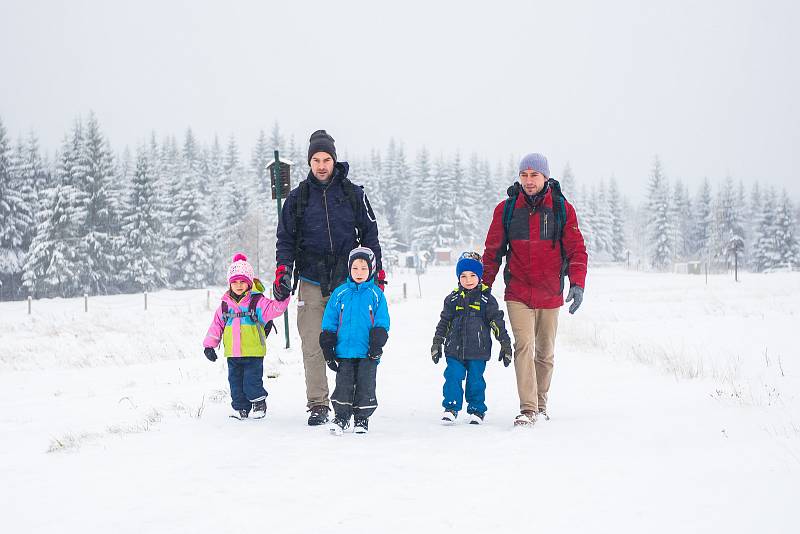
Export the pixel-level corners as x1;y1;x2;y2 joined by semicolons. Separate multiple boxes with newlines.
203;290;290;357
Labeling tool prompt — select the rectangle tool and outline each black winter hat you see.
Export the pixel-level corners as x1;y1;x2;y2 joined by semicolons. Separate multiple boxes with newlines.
307;130;337;165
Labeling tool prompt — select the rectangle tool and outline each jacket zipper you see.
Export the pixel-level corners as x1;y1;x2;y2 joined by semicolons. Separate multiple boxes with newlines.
322;188;335;253
461;294;468;360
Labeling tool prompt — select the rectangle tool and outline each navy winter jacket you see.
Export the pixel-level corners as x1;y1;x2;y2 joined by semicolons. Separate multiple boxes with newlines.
434;284;511;361
275;162;382;289
321;278;390;359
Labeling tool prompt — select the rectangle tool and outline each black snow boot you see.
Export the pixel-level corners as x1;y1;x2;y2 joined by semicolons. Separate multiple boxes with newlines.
251;399;267;419
307;405;330;426
329;416;350;436
354;417;369;434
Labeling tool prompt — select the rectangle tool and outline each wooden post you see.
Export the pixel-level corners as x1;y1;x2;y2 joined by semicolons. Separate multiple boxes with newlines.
144;291;148;311
84;294;88;312
206;290;210;310
403;282;407;300
28;296;32;315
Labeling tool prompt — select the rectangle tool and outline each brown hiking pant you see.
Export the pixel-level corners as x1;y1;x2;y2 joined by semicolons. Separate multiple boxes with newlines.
507;301;559;413
297;280;331;409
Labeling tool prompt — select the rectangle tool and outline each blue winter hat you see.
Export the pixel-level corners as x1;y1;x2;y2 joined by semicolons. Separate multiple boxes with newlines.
456;252;484;280
519;153;550;178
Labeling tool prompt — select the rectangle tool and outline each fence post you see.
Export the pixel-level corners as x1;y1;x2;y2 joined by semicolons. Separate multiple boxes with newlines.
144;291;148;311
403;282;407;300
28;296;32;315
206;290;210;310
84;293;88;312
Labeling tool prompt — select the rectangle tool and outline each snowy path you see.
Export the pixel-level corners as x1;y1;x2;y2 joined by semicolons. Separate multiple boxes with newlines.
2;268;799;532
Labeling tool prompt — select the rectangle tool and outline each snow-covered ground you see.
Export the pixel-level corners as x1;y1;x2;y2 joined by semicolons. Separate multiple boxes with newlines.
1;266;799;533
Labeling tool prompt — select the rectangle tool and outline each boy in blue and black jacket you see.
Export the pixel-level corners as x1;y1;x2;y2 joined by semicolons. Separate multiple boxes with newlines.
431;252;513;425
319;247;390;435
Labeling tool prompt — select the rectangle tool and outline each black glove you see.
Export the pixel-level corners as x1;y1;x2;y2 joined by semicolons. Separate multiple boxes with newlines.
566;285;584;314
431;335;445;364
498;341;512;367
319;330;339;372
204;347;217;362
273;264;292;301
368;327;388;360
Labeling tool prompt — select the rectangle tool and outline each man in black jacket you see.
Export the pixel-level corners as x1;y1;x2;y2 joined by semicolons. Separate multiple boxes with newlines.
274;130;384;425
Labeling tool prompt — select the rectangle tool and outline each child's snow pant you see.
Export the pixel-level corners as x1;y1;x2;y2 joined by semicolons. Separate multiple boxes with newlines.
227;357;267;412
331;358;378;421
442;357;487;414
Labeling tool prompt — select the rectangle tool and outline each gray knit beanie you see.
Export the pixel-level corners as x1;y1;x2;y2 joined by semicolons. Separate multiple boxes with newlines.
519;153;550;178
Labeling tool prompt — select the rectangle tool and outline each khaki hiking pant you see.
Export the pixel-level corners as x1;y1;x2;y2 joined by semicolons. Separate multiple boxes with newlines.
507;301;559;413
297;280;331;409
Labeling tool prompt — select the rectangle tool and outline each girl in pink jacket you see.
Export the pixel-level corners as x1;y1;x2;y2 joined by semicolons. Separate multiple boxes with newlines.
204;253;290;419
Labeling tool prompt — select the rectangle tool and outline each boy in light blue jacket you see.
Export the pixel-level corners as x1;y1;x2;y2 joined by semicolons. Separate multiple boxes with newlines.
319;247;390;435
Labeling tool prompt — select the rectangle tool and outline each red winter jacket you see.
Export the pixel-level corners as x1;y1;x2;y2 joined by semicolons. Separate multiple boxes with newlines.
482;185;587;309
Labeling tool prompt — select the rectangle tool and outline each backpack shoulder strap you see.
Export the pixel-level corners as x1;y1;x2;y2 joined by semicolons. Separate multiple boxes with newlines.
291;180;311;289
246;292;278;338
502;196;516;234
547;178;571;292
248;293;263;319
498;184;519;260
340;177;360;213
548;178;568;244
341;177;368;246
295;180;310;228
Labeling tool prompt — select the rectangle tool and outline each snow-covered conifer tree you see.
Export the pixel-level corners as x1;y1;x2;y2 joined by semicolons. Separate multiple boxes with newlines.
173;182;214;288
751;187;778;272
712;177;745;267
0;118;33;298
646;157;672;270
77;112;118;294
608;176;626;261
120;150;166;290
774;190;799;270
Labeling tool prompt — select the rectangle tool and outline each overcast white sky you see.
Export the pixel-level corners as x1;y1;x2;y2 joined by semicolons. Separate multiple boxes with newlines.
1;0;799;200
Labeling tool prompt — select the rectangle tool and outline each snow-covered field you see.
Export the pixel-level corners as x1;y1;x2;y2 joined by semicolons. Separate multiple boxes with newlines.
1;266;799;533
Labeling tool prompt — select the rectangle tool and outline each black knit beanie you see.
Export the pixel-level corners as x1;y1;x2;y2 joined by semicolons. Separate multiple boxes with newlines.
307;130;337;164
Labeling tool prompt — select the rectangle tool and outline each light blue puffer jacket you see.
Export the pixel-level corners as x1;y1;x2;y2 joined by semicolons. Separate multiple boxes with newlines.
321;278;390;358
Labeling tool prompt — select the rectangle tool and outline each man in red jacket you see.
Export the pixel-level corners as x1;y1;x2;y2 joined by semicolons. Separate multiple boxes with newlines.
481;153;587;427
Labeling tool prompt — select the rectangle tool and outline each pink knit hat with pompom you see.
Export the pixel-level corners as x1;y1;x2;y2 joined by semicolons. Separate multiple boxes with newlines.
227;253;255;286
